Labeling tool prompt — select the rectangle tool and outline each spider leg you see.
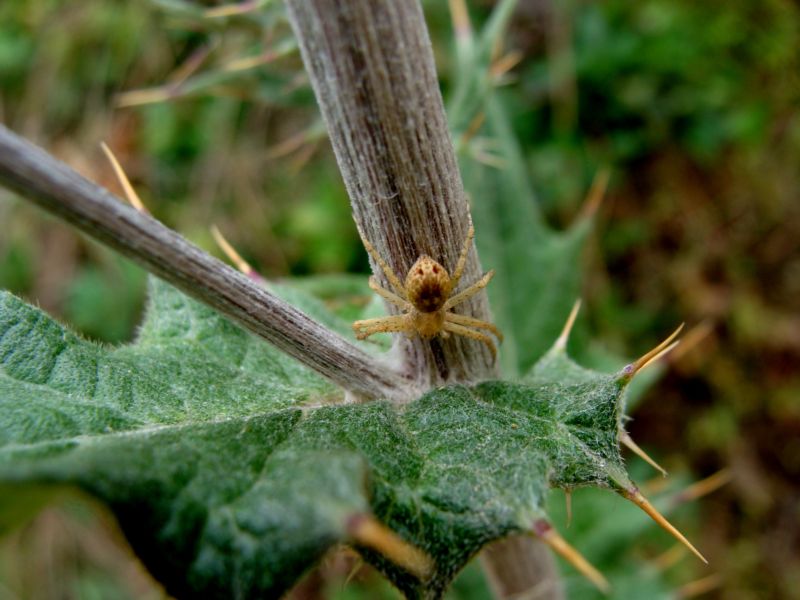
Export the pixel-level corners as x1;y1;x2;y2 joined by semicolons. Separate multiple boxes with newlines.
444;312;503;342
449;220;475;291
443;269;495;310
357;230;407;295
369;276;411;310
442;321;496;360
352;315;411;340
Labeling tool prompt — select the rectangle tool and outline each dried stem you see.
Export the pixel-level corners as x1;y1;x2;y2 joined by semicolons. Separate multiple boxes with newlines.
480;536;564;599
286;0;498;389
0;124;410;402
285;1;557;597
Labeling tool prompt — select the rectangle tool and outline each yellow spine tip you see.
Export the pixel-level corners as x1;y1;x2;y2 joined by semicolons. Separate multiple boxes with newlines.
677;574;723;599
532;519;610;593
673;469;732;505
652;543;688;571
554;299;582;352
579;167;611;222
100;142;148;214
620;432;667;476
204;2;257;18
346;514;433;581
210;225;257;278
623;489;707;564
622;324;685;380
448;0;473;43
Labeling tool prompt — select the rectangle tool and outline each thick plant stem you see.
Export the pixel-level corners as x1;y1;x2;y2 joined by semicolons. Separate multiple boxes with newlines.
285;1;560;597
286;0;498;388
0;124;411;403
481;537;564;600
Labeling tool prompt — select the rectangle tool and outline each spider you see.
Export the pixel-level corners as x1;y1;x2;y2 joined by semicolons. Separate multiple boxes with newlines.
352;223;503;359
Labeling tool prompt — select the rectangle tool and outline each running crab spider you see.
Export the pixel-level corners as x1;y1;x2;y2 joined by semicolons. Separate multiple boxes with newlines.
352;222;503;360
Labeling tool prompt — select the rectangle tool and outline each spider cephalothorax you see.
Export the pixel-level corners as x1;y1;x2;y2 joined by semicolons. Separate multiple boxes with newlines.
352;223;503;359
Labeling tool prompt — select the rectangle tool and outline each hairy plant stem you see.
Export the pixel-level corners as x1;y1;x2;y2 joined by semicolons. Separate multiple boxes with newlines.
286;0;498;389
285;1;559;598
0;124;410;403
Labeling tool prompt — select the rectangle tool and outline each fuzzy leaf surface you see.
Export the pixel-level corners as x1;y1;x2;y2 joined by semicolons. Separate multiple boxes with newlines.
0;279;634;598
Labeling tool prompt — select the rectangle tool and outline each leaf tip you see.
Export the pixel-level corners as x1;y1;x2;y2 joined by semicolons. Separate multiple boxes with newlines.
532;519;610;594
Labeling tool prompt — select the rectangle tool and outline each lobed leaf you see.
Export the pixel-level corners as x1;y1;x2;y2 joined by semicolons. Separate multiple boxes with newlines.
1;279;636;598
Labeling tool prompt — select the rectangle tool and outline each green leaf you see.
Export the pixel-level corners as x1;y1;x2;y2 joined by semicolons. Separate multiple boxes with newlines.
1;280;638;598
447;3;590;377
461;95;590;377
0;278;332;441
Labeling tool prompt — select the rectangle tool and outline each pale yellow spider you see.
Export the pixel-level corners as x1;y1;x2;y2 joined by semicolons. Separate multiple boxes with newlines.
353;224;503;359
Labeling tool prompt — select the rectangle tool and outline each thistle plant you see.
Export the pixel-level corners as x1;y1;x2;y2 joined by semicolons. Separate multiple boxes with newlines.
0;1;710;598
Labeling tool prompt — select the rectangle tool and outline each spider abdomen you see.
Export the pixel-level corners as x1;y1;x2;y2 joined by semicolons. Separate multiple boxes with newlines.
405;256;452;313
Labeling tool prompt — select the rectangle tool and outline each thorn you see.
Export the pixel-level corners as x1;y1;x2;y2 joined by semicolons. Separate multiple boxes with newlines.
204;1;259;18
672;469;731;505
668;320;714;362
222;52;277;73
265;121;326;160
210;225;261;281
620;432;667;476
554;300;581;352
342;555;365;589
166;42;215;89
115;87;172;108
676;574;723;599
490;29;504;64
532;519;610;594
579;167;611;221
100;142;148;214
652;543;686;571
116;43;215;107
565;489;573;528
621;488;707;564
458;112;486;149
448;0;473;45
346;514;433;581
287;137;320;174
490;50;524;81
640;472;672;496
471;145;507;169
621;324;684;381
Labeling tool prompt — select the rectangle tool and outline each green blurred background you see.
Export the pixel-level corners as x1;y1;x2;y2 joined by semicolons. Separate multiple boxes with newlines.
0;0;798;598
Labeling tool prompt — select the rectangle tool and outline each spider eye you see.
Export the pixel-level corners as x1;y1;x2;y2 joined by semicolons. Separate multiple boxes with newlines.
432;266;439;273
417;268;424;275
